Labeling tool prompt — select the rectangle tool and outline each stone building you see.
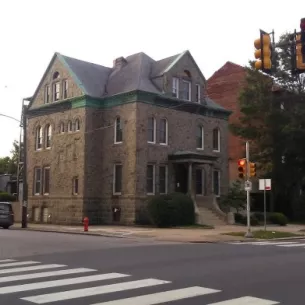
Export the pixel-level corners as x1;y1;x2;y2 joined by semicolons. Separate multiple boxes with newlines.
25;50;231;226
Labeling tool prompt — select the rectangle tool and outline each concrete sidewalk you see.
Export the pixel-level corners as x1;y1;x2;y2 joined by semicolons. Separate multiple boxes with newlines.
10;223;305;243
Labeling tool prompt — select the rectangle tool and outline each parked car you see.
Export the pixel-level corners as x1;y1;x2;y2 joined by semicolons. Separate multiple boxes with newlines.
0;202;14;229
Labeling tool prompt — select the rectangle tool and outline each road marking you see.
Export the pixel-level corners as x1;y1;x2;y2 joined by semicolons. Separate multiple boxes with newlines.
277;243;305;247
0;268;96;284
0;273;130;294
21;278;171;304
0;261;40;268
207;296;279;304
90;286;221;305
0;264;66;275
0;259;16;263
253;241;298;245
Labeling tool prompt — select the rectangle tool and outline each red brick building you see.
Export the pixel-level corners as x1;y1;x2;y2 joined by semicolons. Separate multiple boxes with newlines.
207;62;247;183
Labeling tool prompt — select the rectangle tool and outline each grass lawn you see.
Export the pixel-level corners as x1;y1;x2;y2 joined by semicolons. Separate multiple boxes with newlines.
223;230;304;239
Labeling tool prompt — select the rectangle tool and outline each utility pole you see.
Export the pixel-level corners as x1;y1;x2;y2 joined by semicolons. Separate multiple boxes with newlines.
21;103;28;228
245;141;253;238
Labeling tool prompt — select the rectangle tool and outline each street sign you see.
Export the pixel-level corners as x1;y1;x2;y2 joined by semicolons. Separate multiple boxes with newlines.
244;180;252;191
259;179;272;191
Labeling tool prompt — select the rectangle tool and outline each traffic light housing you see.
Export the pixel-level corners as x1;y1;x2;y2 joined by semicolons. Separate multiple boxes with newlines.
238;158;247;179
249;162;256;177
254;30;272;74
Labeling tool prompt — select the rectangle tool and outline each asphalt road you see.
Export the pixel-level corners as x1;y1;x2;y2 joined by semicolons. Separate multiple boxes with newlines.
1;229;305;304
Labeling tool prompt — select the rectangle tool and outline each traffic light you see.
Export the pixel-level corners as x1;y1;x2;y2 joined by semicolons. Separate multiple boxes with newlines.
249;162;256;177
254;30;272;74
238;158;247;179
295;18;305;73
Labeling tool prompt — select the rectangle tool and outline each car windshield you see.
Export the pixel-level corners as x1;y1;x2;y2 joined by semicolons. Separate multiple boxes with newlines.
0;203;10;212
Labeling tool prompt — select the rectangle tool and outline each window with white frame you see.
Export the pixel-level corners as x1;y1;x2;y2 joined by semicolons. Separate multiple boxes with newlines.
146;164;155;194
53;82;60;102
113;164;122;195
159;165;167;194
72;177;79;195
60;122;65;133
147;117;156;143
75;119;80;131
181;80;191;101
36;126;42;150
44;85;50;104
114;117;123;143
45;124;52;148
212;128;220;152
172;77;179;98
195;168;203;195
62;80;68;99
43;167;50;195
196;125;204;149
159;118;168;145
213;170;220;196
196;84;201;103
68;121;73;132
34;168;42;195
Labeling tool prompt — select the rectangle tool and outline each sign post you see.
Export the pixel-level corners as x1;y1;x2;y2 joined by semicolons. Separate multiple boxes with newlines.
259;179;272;231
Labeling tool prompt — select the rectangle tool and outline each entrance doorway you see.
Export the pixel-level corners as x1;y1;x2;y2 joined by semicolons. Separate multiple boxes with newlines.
174;163;188;193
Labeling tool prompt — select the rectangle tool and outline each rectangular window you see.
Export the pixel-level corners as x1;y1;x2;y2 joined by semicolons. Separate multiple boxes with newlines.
34;168;42;195
196;84;200;103
159;118;168;145
195;169;203;195
172;77;179;98
44;86;50;104
53;82;60;101
43;167;50;195
159;165;167;194
213;170;220;196
181;80;191;101
113;164;122;194
147;117;156;143
196;126;204;149
62;80;68;99
213;128;220;151
115;117;123;143
73;177;79;195
146;164;155;194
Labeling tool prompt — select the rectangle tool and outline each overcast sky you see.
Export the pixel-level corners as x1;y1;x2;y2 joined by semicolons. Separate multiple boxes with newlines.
0;0;303;157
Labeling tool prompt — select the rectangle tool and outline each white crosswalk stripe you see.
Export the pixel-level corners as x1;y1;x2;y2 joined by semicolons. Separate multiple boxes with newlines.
228;240;305;248
0;259;16;263
0;258;281;305
0;261;40;268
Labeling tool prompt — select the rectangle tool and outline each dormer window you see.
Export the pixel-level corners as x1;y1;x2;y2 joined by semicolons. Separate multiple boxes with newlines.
53;82;60;101
181;80;191;101
62;80;68;99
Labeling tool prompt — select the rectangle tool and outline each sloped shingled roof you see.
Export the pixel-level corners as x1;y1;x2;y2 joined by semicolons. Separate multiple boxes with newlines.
54;50;226;112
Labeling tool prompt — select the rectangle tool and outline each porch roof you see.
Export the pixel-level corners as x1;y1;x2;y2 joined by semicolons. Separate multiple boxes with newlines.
168;150;218;163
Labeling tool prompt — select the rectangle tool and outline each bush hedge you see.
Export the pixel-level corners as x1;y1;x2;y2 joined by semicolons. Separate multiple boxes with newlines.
235;211;288;226
0;192;16;202
147;193;195;227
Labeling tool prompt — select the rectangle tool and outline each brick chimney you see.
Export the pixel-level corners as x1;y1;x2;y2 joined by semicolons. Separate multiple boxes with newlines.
113;56;127;69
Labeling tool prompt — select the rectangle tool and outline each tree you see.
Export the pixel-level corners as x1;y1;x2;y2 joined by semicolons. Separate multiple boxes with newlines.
0;140;20;175
230;33;305;219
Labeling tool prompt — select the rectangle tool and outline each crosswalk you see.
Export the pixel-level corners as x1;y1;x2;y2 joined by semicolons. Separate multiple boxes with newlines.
228;239;305;249
0;258;280;304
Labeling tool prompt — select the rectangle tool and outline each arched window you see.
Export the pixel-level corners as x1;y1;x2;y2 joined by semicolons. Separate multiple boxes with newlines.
159;118;168;145
75;119;80;132
212;128;220;152
68;121;73;132
196;125;204;149
45;124;52;148
35;126;42;150
53;71;60;80
60;122;65;133
114;117;123;143
147;117;156;143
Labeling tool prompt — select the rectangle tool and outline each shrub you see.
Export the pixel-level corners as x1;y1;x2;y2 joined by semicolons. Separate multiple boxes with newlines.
253;212;265;222
234;213;259;226
147;193;195;227
269;212;288;226
0;192;16;202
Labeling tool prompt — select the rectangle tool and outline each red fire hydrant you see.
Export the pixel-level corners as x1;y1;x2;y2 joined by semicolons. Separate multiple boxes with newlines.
83;217;89;232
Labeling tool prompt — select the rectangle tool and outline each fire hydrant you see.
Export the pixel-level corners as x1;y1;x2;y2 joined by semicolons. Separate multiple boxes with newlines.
83;217;89;232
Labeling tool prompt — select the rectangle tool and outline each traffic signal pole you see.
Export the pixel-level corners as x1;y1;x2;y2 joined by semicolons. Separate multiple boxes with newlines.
245;141;253;238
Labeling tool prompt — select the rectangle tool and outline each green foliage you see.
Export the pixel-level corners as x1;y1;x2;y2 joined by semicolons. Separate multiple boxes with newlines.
234;213;259;226
219;180;246;213
0;140;20;175
269;212;288;226
0;192;16;202
147;193;195;228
